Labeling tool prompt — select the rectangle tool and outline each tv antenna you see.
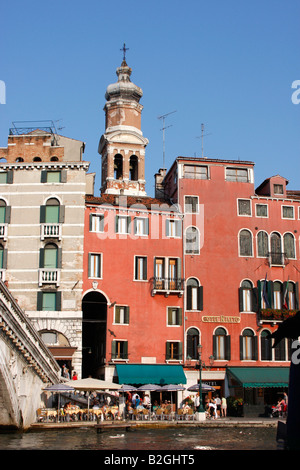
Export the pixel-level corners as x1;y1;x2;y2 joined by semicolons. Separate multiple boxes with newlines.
157;110;177;168
196;123;212;158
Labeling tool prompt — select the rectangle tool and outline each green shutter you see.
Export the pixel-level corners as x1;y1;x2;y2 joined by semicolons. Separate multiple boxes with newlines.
7;171;13;184
166;342;171;360
239;336;243;360
37;291;43;311
40;205;46;223
178;342;183;360
115;306;120;324
225;335;231;360
56;291;61;311
187;285;192;310
239;287;243;312
178;308;182;326
123;341;128;359
41;171;47;183
252;288;258;312
198;286;203;310
111;341;116;359
295;282;299;310
61;170;67;183
4;206;11;224
124;306;130;324
2;248;7;269
59;205;65;223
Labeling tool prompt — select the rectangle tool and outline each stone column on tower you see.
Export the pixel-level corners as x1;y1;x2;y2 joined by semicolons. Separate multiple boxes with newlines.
98;56;148;196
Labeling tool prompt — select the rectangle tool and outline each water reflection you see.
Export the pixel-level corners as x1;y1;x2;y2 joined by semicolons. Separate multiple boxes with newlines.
0;426;277;451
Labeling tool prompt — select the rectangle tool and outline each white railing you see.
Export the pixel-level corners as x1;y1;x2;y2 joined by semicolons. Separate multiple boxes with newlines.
38;269;60;286
0;223;8;240
0;269;5;282
41;224;62;240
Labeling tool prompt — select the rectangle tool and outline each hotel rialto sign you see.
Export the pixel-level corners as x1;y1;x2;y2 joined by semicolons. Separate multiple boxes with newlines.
202;315;240;323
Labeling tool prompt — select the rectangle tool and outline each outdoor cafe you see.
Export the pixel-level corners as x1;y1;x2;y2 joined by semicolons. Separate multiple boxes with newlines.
38;365;217;423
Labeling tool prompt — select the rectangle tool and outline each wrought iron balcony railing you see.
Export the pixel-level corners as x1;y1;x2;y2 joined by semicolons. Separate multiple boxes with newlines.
151;277;184;296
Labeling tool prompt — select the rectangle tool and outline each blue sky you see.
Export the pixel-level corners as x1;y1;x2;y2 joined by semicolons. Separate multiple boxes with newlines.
1;0;299;197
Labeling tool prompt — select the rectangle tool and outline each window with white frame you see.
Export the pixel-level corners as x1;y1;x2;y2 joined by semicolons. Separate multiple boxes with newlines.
257;231;269;257
184;196;199;213
134;217;149;236
167;307;182;326
166;341;182;360
284;233;295;258
116;215;131;234
90;213;104;232
282;206;294;219
238;199;251;216
111;340;128;360
186;278;203;310
256;204;268;218
166;219;181;238
184;164;208;179
134;256;147;281
185;226;200;254
114;306;129;325
88;253;102;278
226;167;249;182
239;229;253;256
240;329;257;360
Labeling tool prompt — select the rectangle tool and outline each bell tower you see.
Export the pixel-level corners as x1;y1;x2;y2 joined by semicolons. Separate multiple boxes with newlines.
98;46;148;196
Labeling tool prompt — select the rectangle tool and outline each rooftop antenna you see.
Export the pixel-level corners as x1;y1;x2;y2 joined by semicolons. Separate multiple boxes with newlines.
158;110;177;168
196;123;212;158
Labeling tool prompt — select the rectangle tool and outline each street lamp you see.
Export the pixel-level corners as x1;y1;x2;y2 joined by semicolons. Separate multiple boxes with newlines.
197;344;205;413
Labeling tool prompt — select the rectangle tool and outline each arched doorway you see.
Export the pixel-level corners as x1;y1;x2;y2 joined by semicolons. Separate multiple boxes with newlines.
82;291;107;379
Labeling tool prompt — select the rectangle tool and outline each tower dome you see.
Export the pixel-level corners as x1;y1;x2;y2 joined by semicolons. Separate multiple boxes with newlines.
105;60;143;103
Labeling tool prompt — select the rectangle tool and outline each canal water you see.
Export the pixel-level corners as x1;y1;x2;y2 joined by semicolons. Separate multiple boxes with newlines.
0;426;278;451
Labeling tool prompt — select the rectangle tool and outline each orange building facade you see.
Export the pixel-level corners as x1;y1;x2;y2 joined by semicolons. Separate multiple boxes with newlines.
82;57;300;411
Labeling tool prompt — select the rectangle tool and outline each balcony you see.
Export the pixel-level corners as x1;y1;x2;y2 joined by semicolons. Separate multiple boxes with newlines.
151;277;184;297
0;269;5;282
38;269;61;287
0;223;8;241
41;223;62;240
258;308;297;324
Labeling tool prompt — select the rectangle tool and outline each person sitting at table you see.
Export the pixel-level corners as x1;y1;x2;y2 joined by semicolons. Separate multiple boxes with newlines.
143;393;150;409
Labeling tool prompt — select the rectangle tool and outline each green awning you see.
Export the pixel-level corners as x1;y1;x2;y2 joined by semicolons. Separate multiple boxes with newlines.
227;367;290;388
115;364;187;385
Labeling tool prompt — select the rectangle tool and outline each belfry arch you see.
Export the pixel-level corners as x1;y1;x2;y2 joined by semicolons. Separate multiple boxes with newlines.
81;291;107;379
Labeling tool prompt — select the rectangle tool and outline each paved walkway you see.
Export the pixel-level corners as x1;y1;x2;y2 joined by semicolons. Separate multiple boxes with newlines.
31;415;284;430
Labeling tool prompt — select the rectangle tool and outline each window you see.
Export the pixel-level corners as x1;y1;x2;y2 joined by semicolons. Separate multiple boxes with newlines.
40;243;59;269
239;280;257;312
166;341;182;361
116;215;131;234
184;164;208;179
166;219;181;238
273;282;283;309
167;307;182;326
0;200;10;239
41;170;67;183
240;329;257;360
260;330;272;361
88;253;102;278
0;171;13;184
134;256;147;281
238;199;251;216
239;229;253;256
114;306;129;325
186;278;203;310
129;155;138;181
285;282;298;310
282;206;294;219
111;340;128;360
185;226;200;254
257;231;269;257
37;291;61;311
226;167;249;182
274;184;283;195
184;196;199;213
256;204;268;217
89;214;104;232
284;233;295;258
0;244;7;279
270;232;283;265
213;327;231;360
134;217;149;236
186;328;199;360
154;257;182;291
114;154;123;180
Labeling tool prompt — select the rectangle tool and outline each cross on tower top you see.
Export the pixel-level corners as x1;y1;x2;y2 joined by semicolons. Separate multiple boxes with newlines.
120;43;129;62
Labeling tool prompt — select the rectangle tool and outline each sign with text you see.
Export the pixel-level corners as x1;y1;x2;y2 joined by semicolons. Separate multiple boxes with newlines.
202;315;240;323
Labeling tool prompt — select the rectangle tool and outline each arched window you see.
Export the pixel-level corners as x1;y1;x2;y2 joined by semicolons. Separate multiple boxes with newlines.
33;156;42;161
270;232;282;265
213;327;230;360
273;281;283;309
186;278;203;310
0;199;7;224
284;233;295;259
114;154;123;180
50;156;59;161
42;243;59;268
45;198;60;223
186;328;199;360
239;229;252;256
185;227;200;254
15;157;24;162
129;155;138;181
240;329;257;360
239;280;256;312
257;231;269;257
260;330;272;361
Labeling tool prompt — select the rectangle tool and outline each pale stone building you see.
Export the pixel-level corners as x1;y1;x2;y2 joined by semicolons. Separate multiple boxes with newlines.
0;122;94;378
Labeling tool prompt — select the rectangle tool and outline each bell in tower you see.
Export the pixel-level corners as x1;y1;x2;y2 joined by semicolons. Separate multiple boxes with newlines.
98;45;148;196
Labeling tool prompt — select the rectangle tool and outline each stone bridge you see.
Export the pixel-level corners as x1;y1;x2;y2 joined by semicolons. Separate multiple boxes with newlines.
0;281;61;429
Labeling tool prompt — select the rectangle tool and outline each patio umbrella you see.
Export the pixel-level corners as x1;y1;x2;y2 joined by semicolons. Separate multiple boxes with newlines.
158;384;186;412
187;383;216;392
43;383;75;421
65;378;122;413
120;384;138;392
137;384;162;420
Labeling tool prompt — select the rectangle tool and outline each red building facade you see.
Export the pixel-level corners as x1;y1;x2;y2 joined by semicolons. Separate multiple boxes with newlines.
82;58;300;411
